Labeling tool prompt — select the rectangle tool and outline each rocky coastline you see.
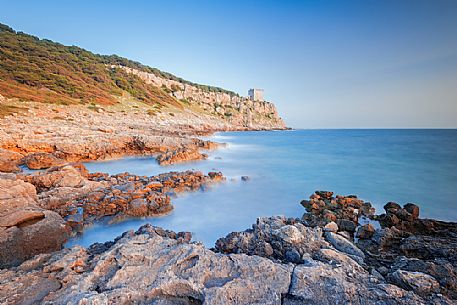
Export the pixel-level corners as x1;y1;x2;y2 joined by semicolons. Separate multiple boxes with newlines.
2;161;457;304
1;99;456;304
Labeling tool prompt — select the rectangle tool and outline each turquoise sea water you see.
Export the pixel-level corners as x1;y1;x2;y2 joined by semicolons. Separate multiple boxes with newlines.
66;129;457;247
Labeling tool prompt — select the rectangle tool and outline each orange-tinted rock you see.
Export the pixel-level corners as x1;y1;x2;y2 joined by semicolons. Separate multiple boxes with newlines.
24;152;64;170
157;147;207;165
0;210;45;228
0;149;23;173
0;179;70;268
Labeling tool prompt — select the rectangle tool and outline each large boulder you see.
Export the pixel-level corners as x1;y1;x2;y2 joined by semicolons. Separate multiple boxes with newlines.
24;152;64;170
388;270;440;297
0;148;23;173
324;231;365;259
0;178;70;268
215;216;327;263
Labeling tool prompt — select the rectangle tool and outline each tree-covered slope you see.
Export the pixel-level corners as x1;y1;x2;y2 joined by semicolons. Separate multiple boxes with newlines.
0;23;235;108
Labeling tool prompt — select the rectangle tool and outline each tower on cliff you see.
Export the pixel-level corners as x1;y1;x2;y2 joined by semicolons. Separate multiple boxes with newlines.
248;88;264;102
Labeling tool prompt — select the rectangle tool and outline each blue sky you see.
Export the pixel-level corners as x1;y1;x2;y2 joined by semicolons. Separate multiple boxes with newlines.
1;0;457;128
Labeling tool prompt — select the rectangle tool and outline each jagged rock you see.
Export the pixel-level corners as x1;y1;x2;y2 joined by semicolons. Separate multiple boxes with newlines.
18;167;223;236
378;213;400;228
337;219;357;232
323;221;338;232
388;270;440;297
215;216;327;264
0;148;23;173
0;225;293;304
404;203;420;220
0;212;452;304
360;202;376;217
284;256;423;305
384;202;401;214
315;190;333;199
324;232;365;259
301;192;363;231
356;223;375;239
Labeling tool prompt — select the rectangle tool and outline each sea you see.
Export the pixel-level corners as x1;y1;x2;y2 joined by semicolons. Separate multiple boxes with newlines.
66;129;457;248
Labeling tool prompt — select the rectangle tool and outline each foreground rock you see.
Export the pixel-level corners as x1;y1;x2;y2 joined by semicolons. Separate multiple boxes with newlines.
0;223;436;304
0;164;224;267
0;177;70;268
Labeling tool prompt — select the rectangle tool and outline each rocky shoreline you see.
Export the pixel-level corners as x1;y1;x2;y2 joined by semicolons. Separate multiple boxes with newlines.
1;176;457;304
0;104;456;303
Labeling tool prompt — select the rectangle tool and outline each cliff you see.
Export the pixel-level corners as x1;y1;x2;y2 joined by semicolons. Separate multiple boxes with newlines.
0;23;286;130
119;66;285;129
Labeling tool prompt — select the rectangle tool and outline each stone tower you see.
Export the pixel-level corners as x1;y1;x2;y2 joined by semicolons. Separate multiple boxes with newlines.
248;89;264;102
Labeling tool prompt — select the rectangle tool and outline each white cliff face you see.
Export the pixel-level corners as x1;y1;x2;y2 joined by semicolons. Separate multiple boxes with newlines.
117;66;286;130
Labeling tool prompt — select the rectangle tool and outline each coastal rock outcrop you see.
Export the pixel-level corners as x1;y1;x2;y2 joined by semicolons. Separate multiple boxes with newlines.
157;146;208;165
0;223;437;305
0;148;23;173
17;165;225;234
0;177;70;268
298;190;457;301
215;216;327;264
23;152;65;170
0;225;293;304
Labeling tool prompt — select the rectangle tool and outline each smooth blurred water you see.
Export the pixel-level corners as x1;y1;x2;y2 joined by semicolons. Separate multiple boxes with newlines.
66;129;457;248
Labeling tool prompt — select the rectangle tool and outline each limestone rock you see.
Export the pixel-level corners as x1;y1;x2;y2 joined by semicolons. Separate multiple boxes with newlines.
0;178;70;268
24;152;64;170
215;216;327;264
0;148;23;173
324;231;365;259
388;270;440;297
0;225;293;304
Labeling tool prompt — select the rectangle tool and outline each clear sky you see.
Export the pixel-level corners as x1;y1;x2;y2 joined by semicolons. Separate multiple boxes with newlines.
1;0;457;128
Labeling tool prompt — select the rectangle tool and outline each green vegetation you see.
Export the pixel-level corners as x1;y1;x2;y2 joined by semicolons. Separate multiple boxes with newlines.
0;23;237;108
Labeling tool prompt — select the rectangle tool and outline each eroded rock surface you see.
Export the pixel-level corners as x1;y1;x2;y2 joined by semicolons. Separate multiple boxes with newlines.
0;177;70;268
18;165;224;233
0;225;293;305
298;190;457;301
0;223;438;305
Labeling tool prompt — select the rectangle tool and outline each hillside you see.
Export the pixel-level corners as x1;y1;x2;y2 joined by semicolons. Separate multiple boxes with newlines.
0;23;285;129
